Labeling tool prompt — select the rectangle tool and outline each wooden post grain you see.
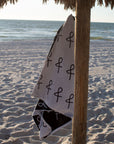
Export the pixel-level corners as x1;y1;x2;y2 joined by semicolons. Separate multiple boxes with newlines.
72;0;91;144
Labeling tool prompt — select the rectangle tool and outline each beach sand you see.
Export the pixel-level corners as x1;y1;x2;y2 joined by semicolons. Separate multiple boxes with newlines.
0;39;114;144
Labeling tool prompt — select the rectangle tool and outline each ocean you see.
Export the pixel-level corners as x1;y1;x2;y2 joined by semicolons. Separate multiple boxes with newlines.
0;19;114;42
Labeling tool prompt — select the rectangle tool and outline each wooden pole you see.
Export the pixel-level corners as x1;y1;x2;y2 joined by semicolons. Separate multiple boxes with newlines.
72;0;91;144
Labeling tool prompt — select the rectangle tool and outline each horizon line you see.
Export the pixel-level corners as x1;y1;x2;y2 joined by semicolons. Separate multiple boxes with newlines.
0;18;114;23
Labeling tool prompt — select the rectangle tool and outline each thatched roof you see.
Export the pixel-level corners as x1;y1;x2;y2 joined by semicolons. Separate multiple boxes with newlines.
0;0;113;9
43;0;114;9
0;0;18;8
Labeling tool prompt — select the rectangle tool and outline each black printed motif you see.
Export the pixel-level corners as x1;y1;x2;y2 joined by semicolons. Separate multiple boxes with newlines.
33;99;51;130
43;111;71;131
36;115;41;129
33;114;41;130
33;99;71;134
46;80;53;95
65;94;74;109
66;31;74;48
47;51;52;67
55;34;62;42
54;25;63;42
54;87;63;102
37;115;41;123
33;115;47;130
66;64;75;80
37;75;43;89
42;121;47;128
35;99;51;111
37;100;48;110
55;57;63;73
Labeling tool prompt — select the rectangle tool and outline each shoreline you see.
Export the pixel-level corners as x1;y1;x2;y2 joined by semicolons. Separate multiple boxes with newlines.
0;37;113;43
0;39;114;144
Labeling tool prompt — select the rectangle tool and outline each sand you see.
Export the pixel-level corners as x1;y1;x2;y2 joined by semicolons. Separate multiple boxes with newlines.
0;39;114;144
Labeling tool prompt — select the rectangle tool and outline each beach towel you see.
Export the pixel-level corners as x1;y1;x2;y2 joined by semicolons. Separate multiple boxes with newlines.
32;15;75;139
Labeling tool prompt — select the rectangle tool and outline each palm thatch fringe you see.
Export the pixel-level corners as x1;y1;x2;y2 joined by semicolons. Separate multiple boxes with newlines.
43;0;75;10
0;0;113;9
0;0;18;8
43;0;114;9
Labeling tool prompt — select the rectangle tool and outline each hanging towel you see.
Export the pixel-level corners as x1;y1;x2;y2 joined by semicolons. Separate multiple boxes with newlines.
32;14;75;139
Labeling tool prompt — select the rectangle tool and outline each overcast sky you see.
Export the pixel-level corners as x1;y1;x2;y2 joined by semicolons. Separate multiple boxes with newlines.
0;0;114;22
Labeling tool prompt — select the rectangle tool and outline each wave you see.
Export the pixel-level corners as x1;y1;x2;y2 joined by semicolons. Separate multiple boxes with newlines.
90;37;113;41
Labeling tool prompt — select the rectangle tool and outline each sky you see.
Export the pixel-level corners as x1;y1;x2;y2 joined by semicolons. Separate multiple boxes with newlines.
0;0;114;23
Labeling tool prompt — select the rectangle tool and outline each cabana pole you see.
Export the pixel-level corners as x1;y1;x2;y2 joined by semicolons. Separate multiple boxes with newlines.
72;0;91;143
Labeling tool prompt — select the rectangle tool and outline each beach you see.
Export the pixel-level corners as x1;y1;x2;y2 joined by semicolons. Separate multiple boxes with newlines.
0;39;114;144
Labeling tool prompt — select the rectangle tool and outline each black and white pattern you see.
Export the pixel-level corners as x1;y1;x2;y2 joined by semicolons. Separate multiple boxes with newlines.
33;99;71;138
32;15;75;139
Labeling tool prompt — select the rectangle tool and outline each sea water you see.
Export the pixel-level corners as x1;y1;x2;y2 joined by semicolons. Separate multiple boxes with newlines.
0;19;114;42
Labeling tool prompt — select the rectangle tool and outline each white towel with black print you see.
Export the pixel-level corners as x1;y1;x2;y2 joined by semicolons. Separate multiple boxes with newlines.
32;15;75;139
